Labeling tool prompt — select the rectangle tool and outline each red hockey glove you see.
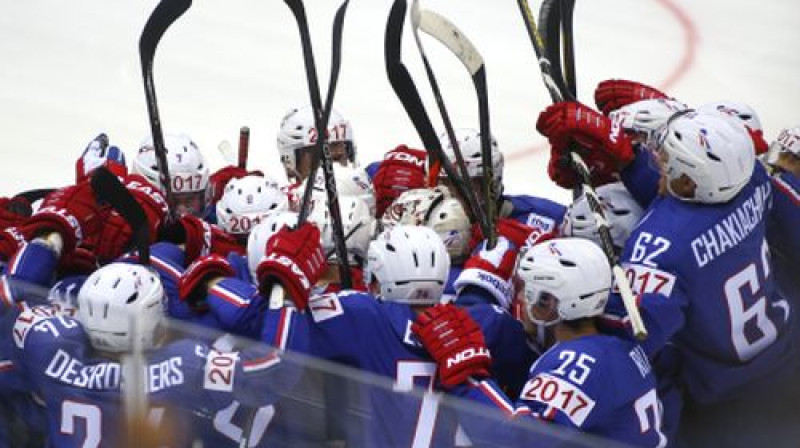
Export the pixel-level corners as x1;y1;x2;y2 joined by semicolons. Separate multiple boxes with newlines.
179;254;235;312
469;218;552;252
159;214;244;265
594;79;669;116
209;166;264;203
546;144;620;190
455;236;519;310
21;181;103;254
256;222;326;311
0;197;32;230
0;227;26;262
94;175;168;262
373;145;427;217
412;304;491;388
56;246;98;277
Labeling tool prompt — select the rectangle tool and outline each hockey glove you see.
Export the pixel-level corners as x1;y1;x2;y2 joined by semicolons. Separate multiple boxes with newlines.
94;174;168;262
209;165;264;203
158;214;244;265
412;304;491;388
0;227;26;263
468;218;556;253
256;222;326;310
455;236;519;310
594;79;670;116
373;145;427;217
75;133;127;183
57;247;98;277
179;254;235;312
21;181;103;255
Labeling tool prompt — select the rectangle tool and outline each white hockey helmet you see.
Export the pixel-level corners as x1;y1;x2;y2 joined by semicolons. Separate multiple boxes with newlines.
365;225;451;305
656;111;755;204
307;195;375;266
276;105;356;181
561;182;643;251
381;187;471;263
134;133;210;216
438;128;503;200
77;262;165;353
304;164;376;217
246;211;300;280
610;98;688;149
697;100;763;133
517;238;611;325
766;126;800;165
216;174;288;237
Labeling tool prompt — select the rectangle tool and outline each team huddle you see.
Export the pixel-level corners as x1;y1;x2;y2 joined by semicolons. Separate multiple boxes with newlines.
0;78;799;447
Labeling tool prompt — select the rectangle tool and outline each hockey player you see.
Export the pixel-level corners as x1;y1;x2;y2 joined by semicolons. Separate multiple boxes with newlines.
134;132;211;218
411;237;666;447
560;181;644;255
538;103;800;446
276;105;357;185
7;262;295;447
215;174;288;244
241;223;536;447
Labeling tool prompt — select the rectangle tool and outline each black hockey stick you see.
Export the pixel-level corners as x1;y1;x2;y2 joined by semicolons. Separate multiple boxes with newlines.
537;0;574;101
89;166;151;437
285;0;352;289
408;0;488;235
139;0;192;223
516;0;647;340
560;0;577;99
413;5;497;248
90;167;150;265
385;0;484;233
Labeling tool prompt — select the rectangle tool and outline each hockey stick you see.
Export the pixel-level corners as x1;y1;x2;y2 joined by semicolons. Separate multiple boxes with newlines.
516;0;647;340
139;0;192;223
560;0;577;99
238;126;250;170
385;0;484;233
408;0;488;237
413;6;497;248
89;167;151;438
285;0;352;289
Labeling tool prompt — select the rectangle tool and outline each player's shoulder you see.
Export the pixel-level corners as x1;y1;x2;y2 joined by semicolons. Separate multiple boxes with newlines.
502;194;567;231
14;306;85;351
307;290;380;323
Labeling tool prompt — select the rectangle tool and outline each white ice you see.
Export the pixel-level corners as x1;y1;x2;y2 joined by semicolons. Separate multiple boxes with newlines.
0;0;798;204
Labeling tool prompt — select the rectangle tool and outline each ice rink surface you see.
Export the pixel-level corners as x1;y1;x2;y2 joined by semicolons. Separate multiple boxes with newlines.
0;0;798;204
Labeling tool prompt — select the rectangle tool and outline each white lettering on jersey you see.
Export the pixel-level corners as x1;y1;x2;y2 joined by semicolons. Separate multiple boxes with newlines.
44;349;122;390
690;182;771;267
13;306;59;348
148;357;184;393
520;373;596;427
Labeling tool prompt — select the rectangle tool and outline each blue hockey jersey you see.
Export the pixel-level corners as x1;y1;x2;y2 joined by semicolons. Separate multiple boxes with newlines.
605;163;797;404
451;334;665;447
267;290;536;447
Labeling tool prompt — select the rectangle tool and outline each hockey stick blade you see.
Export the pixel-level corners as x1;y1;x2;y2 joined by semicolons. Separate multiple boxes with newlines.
385;0;479;230
409;0;487;231
417;9;497;247
139;0;192;223
90;167;150;266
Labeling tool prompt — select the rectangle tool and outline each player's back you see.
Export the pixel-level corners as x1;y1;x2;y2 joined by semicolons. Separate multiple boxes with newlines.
304;291;531;447
622;164;794;402
522;334;665;447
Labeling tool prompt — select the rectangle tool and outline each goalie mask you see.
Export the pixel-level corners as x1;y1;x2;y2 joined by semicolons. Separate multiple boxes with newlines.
381;187;471;263
517;238;611;326
77;262;166;353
